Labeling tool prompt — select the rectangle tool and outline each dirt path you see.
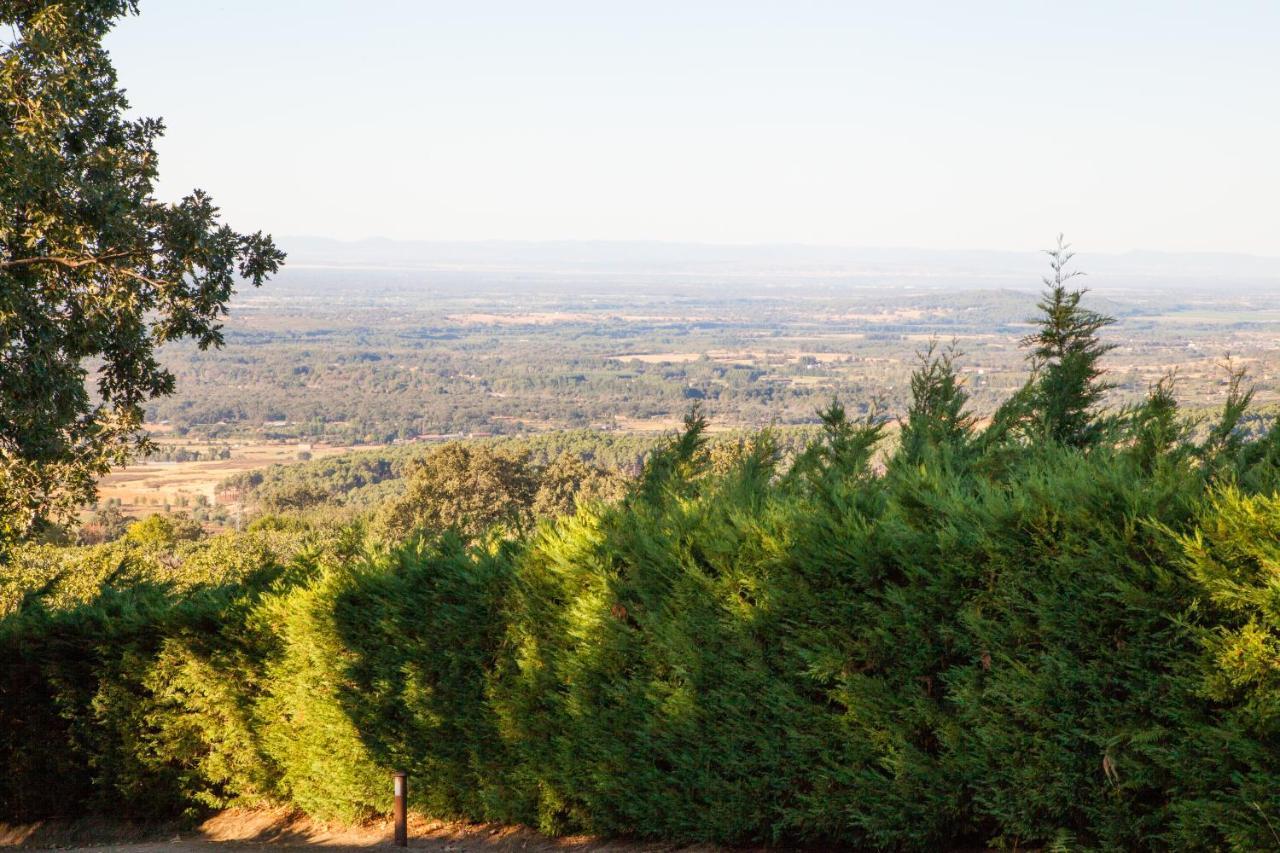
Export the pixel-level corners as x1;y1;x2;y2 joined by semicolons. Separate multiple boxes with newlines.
0;809;784;852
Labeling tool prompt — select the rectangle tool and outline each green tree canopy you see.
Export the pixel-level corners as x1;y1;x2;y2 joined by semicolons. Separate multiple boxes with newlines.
374;444;538;540
0;0;284;542
530;451;627;519
896;339;975;466
122;511;203;549
1023;235;1116;447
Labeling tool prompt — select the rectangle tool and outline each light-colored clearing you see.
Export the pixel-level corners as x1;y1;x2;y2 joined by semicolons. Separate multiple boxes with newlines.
609;350;854;365
95;441;354;518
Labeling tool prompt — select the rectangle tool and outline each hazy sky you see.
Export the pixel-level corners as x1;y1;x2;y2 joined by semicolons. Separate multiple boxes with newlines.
104;1;1279;254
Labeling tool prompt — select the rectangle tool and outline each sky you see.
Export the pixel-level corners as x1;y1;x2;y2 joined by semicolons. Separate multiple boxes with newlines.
104;1;1280;255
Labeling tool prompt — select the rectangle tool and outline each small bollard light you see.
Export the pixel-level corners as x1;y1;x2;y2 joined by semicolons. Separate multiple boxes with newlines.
392;770;408;847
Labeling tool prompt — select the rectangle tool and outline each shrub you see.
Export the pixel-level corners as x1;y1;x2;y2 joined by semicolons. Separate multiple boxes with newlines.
8;264;1280;848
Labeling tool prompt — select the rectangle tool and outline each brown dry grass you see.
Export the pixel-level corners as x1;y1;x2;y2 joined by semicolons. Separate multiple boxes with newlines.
608;351;855;366
94;442;356;521
446;312;683;327
447;312;600;326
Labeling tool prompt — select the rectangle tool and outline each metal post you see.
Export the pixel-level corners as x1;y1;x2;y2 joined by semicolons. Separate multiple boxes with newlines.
393;770;408;847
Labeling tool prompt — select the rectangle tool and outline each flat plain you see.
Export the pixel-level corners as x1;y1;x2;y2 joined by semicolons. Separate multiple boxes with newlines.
141;258;1280;450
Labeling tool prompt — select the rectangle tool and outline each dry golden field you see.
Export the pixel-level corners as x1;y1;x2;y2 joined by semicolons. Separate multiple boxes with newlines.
95;440;357;519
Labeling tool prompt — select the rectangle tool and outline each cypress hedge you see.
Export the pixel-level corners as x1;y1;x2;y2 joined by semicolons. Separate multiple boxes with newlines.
6;280;1280;849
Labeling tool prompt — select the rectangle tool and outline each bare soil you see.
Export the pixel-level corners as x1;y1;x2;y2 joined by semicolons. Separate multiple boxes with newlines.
0;809;812;852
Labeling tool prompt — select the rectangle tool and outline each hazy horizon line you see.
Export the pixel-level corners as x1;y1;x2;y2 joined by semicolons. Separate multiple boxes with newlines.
280;235;1280;262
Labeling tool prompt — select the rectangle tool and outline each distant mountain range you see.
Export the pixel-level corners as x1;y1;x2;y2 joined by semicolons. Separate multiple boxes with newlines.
280;237;1280;283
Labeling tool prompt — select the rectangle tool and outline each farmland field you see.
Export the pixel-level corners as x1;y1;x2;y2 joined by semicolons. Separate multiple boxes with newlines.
137;255;1280;454
94;438;361;524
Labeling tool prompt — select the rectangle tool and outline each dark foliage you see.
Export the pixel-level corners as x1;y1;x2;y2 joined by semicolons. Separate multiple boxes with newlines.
6;260;1280;850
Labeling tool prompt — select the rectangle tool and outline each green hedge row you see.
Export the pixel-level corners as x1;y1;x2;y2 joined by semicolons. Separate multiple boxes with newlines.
5;413;1280;849
8;292;1280;848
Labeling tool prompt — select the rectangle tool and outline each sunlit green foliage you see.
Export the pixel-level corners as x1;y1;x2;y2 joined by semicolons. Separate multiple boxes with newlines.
8;262;1280;850
373;444;537;540
0;0;283;544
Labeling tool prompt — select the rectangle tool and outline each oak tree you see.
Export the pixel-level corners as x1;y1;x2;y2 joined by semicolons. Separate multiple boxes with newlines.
1;1;284;541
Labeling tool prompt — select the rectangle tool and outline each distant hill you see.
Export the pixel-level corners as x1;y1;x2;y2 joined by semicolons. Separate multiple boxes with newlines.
280;236;1280;289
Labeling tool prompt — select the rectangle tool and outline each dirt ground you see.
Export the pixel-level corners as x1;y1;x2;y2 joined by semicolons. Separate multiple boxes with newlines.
0;809;809;852
95;441;356;520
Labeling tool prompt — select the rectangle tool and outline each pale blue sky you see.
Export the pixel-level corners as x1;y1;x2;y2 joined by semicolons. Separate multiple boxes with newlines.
105;1;1279;254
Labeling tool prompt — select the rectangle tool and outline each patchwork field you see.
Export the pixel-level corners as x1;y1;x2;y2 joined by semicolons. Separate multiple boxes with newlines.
94;440;356;520
73;265;1278;526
